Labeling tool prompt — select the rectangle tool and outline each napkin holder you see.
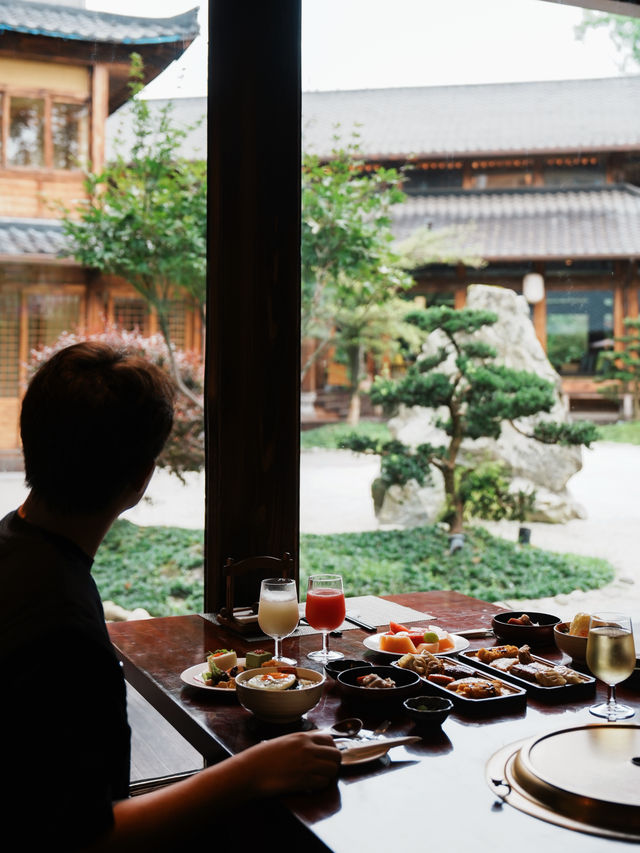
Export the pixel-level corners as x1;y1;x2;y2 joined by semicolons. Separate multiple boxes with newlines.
216;553;294;636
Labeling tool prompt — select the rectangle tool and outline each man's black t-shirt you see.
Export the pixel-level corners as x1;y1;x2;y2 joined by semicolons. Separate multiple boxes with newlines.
0;510;130;849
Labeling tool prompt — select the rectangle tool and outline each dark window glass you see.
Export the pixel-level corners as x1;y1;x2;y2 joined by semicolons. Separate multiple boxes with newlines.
546;289;614;375
404;169;463;194
52;102;88;169
8;97;44;167
543;166;606;187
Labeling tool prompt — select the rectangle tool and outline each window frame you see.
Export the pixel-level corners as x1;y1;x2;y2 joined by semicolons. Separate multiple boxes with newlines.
0;87;89;172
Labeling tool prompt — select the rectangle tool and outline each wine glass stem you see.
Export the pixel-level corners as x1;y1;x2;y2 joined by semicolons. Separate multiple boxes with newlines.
274;637;282;660
607;683;617;719
322;631;330;657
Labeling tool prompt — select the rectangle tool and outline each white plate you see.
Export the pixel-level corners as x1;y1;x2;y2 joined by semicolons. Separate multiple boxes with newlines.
180;659;245;692
362;633;469;657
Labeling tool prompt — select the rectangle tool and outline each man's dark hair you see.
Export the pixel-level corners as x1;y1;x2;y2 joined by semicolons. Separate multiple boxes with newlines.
20;342;176;514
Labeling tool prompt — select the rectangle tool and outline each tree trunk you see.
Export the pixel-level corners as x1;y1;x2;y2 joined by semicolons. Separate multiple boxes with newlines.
347;389;361;425
156;309;204;409
346;343;362;426
441;464;464;534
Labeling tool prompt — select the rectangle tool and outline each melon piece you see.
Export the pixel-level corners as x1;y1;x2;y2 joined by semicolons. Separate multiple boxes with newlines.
378;633;417;654
416;641;440;654
426;625;456;653
437;634;456;652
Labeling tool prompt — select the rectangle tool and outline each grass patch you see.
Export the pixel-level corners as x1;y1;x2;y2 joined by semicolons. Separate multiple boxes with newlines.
94;520;204;617
94;520;614;616
597;421;640;445
300;525;613;602
301;420;391;450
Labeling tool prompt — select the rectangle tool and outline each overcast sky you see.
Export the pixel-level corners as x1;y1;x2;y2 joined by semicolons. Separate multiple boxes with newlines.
87;0;629;99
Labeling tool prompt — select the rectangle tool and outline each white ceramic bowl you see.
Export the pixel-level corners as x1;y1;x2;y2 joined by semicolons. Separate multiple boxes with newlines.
234;666;325;723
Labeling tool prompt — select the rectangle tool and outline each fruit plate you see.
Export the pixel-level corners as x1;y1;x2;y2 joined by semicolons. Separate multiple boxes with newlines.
391;656;526;714
363;632;469;658
459;649;595;701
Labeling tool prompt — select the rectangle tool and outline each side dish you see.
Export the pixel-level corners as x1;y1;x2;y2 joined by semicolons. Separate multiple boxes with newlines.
474;644;583;686
568;613;591;637
396;650;474;682
245;649;273;668
202;649;244;689
396;650;520;699
356;673;396;689
246;667;316;691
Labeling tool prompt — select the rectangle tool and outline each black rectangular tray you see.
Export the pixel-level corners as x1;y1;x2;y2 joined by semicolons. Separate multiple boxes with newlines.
459;649;596;701
392;656;526;714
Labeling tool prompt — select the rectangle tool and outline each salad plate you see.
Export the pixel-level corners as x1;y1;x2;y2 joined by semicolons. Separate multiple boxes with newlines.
180;658;246;692
362;633;469;658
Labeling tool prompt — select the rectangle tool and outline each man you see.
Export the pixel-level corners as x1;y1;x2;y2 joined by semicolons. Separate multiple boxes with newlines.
0;342;340;850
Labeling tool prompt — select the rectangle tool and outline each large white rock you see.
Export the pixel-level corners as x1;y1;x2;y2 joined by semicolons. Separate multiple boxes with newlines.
376;284;585;525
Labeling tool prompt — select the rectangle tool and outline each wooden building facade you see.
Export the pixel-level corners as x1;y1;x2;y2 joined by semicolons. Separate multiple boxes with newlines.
0;1;200;463
302;77;640;418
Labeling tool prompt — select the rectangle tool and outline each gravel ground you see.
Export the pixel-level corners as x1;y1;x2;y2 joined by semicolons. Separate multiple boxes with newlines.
2;441;639;620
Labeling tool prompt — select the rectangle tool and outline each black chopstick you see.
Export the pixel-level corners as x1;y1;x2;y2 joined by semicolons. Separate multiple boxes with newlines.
344;614;377;633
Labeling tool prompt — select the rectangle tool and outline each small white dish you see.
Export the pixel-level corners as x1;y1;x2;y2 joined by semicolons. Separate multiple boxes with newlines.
180;658;246;692
362;633;469;658
336;735;421;765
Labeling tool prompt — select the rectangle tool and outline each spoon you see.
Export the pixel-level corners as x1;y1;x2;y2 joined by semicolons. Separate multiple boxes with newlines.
323;718;364;738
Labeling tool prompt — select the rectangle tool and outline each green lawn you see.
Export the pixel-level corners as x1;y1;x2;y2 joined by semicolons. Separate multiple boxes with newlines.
93;418;628;616
94;519;614;617
300;420;391;450
597;421;640;445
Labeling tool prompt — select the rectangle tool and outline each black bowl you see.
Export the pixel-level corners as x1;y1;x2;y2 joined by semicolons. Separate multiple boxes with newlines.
403;695;453;727
324;658;373;680
336;665;422;704
491;611;561;646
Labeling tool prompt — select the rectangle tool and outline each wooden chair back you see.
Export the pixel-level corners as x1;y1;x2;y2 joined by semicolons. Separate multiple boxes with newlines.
217;552;294;634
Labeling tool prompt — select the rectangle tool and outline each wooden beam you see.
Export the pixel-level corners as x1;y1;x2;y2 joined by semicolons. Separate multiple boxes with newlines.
91;64;109;172
205;0;302;611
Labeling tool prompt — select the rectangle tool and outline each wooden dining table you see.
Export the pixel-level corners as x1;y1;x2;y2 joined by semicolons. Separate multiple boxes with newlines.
107;590;640;852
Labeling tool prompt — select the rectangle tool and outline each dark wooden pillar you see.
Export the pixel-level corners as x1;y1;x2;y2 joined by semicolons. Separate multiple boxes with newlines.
204;0;302;611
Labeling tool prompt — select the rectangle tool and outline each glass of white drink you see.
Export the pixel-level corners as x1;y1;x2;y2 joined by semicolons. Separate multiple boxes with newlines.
586;612;636;721
257;577;299;665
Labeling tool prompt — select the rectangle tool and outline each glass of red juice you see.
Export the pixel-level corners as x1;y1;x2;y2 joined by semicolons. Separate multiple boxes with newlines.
305;574;346;663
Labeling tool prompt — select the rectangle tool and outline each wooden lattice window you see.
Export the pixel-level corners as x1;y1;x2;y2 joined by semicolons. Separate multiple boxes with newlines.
167;301;187;350
0;290;19;397
113;297;149;334
27;291;81;353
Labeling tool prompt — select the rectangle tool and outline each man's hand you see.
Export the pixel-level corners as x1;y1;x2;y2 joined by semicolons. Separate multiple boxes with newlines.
243;730;341;796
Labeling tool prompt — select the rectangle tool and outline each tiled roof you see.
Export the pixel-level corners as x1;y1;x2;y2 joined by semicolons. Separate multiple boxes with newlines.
0;218;66;256
3;186;639;263
302;77;640;159
107;97;207;162
392;184;640;261
0;1;199;44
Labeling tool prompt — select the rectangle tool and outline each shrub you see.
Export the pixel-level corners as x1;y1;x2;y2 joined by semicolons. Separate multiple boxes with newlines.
28;325;204;480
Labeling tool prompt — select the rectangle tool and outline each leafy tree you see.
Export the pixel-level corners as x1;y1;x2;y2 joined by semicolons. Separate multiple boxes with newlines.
29;326;204;480
301;138;414;418
575;11;640;69
342;306;598;536
302;136;484;423
60;54;206;406
598;317;640;419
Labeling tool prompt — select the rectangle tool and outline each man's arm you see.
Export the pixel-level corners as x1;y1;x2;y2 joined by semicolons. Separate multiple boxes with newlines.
88;730;340;851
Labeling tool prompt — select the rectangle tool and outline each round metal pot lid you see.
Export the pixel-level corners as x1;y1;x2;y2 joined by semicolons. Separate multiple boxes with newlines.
487;724;640;841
